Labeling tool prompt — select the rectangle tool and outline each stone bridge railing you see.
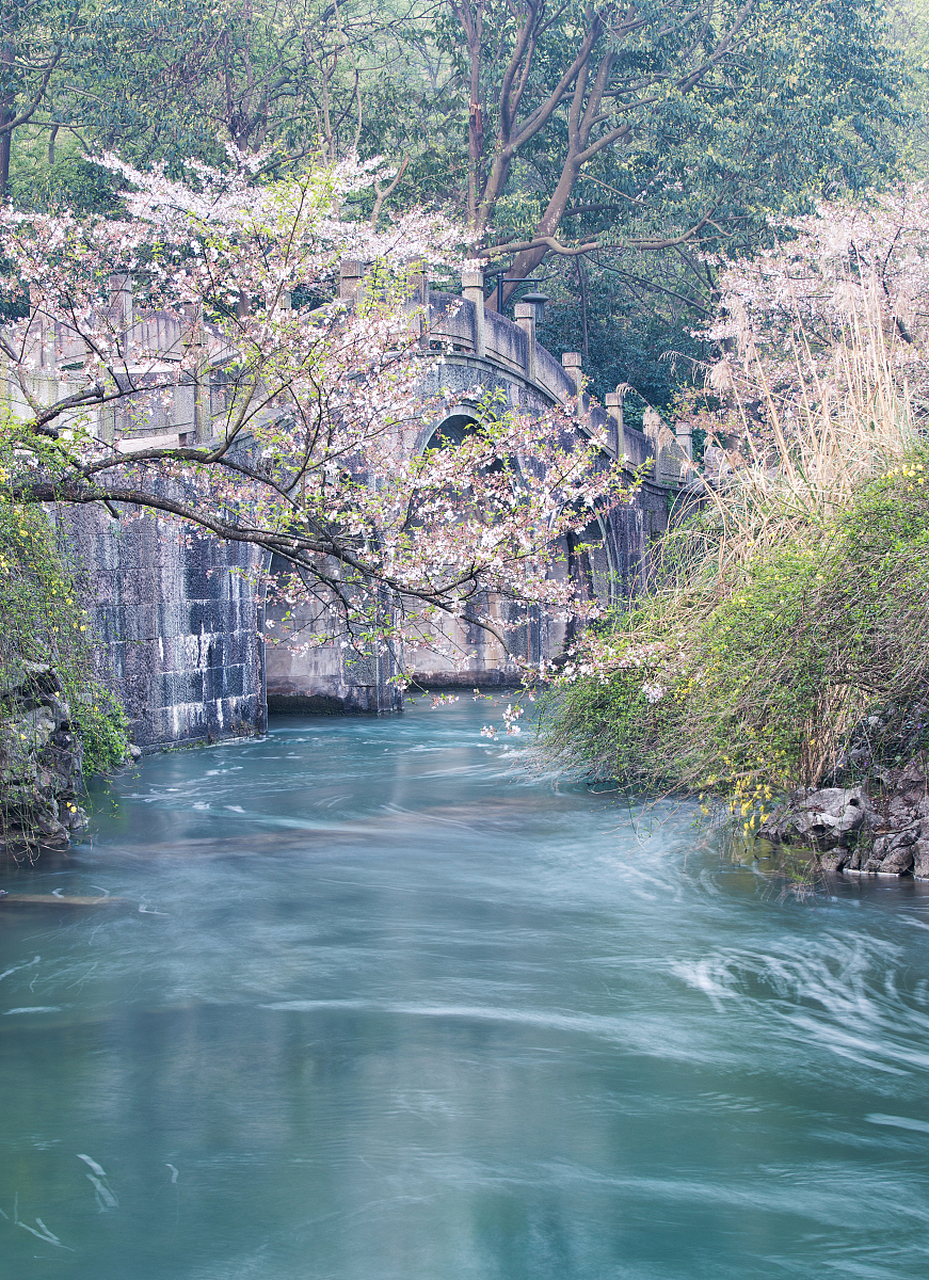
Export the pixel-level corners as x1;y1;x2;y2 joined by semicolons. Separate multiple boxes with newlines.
337;260;692;485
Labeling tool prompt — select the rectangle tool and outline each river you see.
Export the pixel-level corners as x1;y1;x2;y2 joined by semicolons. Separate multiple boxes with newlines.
2;696;929;1279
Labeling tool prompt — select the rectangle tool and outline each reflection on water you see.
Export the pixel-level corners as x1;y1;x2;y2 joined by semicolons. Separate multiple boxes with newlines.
2;697;929;1279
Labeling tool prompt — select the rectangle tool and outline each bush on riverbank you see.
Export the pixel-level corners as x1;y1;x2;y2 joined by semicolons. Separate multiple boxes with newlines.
539;453;929;829
538;207;929;831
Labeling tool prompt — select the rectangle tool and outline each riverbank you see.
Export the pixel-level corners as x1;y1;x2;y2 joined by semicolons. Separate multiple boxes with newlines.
535;346;929;868
0;662;88;856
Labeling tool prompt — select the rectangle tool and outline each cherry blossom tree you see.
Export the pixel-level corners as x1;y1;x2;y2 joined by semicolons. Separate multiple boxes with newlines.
703;184;929;427
0;151;633;671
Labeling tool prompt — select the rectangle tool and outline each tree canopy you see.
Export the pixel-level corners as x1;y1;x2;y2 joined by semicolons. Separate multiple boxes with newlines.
0;1;916;451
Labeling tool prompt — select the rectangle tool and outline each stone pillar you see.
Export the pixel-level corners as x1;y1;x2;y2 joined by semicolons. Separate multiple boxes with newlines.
339;259;364;300
397;269;429;341
605;391;624;460
193;369;209;445
561;351;583;392
409;269;429;308
98;403;115;445
109;273;133;331
25;286;47;371
181;303;210;446
514;302;536;381
462;270;485;357
675;420;693;460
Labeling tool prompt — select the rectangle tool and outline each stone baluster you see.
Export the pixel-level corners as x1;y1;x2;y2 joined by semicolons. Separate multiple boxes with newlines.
561;351;593;435
25;284;48;372
98;403;116;445
561;351;583;392
605;391;624;461
675;419;693;461
513;301;535;380
461;270;485;357
179;302;209;446
109;273;133;332
409;269;430;309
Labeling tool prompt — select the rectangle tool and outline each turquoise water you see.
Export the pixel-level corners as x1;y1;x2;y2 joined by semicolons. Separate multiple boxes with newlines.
2;696;929;1279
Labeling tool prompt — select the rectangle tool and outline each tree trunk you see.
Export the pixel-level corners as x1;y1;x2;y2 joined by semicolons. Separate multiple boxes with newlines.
0;37;15;202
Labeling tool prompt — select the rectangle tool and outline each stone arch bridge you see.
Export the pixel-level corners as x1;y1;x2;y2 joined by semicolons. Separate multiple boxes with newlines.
27;268;691;747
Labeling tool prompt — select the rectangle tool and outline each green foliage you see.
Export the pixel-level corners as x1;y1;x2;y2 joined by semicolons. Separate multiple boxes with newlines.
539;450;929;834
0;420;129;778
536;262;711;425
73;686;130;775
12;145;125;215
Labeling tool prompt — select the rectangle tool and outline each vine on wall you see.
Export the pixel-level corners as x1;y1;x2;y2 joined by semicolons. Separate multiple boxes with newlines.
0;417;129;857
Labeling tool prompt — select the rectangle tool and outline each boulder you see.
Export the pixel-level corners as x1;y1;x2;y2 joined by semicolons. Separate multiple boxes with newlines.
886;794;916;827
879;845;916;875
912;840;929;880
788;787;869;848
899;757;927;790
818;847;851;873
872;827;918;860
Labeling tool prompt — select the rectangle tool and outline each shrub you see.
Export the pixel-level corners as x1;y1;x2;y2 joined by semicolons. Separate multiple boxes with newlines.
0;429;130;782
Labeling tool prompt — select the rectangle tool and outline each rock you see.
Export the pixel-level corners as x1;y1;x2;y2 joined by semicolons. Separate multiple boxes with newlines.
871;834;891;860
819;848;851;873
790;787;869;848
0;660;56;699
758;786;873;850
913;840;929;879
128;744;142;761
0;893;129;909
899;757;927;789
872;827;918;860
886;794;915;826
1;667;86;857
880;845;915;875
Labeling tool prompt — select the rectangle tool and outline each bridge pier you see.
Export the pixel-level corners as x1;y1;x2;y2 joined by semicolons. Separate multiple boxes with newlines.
61;492;266;750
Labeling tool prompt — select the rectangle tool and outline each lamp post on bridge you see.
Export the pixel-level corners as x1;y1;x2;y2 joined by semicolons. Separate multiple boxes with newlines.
484;271;548;317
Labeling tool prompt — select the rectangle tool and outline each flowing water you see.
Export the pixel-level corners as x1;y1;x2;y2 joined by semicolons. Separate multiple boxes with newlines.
2;697;929;1280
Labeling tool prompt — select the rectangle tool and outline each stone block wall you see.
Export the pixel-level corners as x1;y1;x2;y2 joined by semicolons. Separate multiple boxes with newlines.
60;501;266;750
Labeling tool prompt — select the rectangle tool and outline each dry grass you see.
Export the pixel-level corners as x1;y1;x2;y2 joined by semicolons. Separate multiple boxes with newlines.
676;291;920;588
